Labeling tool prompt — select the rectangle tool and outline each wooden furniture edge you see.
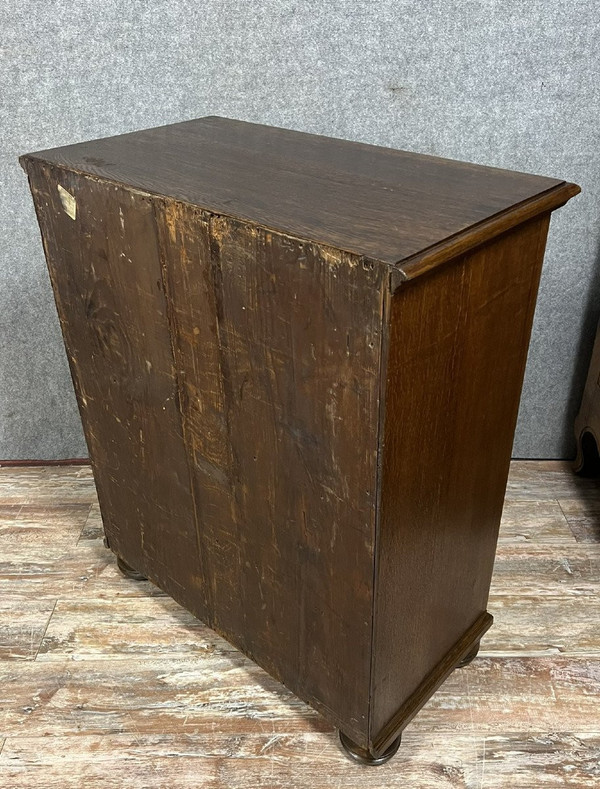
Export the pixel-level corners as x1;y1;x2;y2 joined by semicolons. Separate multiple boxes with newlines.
19;157;375;269
392;182;580;283
19;157;580;289
371;611;494;756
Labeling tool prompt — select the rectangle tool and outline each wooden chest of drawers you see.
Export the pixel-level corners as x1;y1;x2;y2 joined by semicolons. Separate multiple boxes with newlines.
21;118;579;764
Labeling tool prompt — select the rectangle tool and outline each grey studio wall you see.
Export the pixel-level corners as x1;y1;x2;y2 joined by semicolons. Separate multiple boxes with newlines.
1;1;599;460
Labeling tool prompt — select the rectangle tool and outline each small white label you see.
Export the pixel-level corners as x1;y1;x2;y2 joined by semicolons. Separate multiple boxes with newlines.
57;184;77;220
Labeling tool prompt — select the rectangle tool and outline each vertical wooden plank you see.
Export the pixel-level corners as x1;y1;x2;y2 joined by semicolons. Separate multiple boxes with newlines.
24;164;202;606
154;202;231;628
157;204;385;745
371;216;551;747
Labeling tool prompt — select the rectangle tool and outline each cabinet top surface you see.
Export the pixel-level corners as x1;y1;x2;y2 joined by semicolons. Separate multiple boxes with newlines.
21;116;579;268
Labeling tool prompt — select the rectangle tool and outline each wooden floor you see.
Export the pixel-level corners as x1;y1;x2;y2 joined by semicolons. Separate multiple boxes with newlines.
0;461;599;788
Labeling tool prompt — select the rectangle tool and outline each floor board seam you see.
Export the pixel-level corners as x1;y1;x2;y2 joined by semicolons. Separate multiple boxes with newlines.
33;600;57;661
75;503;95;546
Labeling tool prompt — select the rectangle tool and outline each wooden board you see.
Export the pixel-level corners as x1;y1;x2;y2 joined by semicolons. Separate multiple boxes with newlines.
155;202;385;743
25;165;201;611
23;164;386;746
371;216;550;746
20;116;578;267
1;462;599;786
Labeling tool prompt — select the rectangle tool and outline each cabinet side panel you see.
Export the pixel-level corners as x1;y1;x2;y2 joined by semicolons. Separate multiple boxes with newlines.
158;204;385;745
25;163;202;605
371;216;551;744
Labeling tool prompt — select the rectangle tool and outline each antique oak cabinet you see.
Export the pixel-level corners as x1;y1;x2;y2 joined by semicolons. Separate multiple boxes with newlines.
21;118;579;765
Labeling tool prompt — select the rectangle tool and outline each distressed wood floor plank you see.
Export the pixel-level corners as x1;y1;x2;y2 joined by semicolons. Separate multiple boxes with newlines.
1;657;599;740
0;462;599;786
557;498;600;543
498;500;576;543
0;505;91;549
1;732;599;788
0;658;329;738
0;467;96;505
470;733;600;788
506;461;600;501
0;505;22;520
410;657;600;732
0;600;56;662
485;596;600;655
36;598;235;661
78;503;104;543
491;544;600;596
0;732;479;789
0;545;166;600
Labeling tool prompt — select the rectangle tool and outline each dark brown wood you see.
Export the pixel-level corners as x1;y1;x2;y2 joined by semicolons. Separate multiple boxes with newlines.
574;319;600;476
154;201;385;743
116;555;148;582
456;641;481;668
21;116;577;268
24;164;202;610
372;613;493;755
339;730;402;766
20;117;580;763
370;215;552;753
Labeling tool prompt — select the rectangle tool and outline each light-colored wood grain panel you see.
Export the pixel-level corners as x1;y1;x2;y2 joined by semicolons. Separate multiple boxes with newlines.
0;506;22;520
498;500;575;543
0;732;475;789
78;503;104;543
0;545;165;600
557;498;600;543
0;600;55;661
470;732;600;788
0;732;478;789
485;596;600;656
1;732;599;789
0;658;328;739
36;597;232;661
410;657;600;733
1;657;598;740
0;505;91;549
506;461;600;501
0;466;96;505
1;462;599;784
490;545;600;596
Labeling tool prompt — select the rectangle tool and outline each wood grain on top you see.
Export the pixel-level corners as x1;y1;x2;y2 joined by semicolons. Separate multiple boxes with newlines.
20;116;579;270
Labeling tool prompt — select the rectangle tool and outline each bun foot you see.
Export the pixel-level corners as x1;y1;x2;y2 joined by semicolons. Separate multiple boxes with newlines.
338;730;401;765
116;555;148;581
456;641;480;668
574;430;600;477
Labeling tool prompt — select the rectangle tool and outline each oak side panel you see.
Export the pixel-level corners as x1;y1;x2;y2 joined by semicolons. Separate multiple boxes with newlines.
157;203;385;745
371;215;551;744
24;163;202;605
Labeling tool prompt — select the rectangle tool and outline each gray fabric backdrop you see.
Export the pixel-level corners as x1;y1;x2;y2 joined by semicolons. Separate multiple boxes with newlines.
1;0;599;460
